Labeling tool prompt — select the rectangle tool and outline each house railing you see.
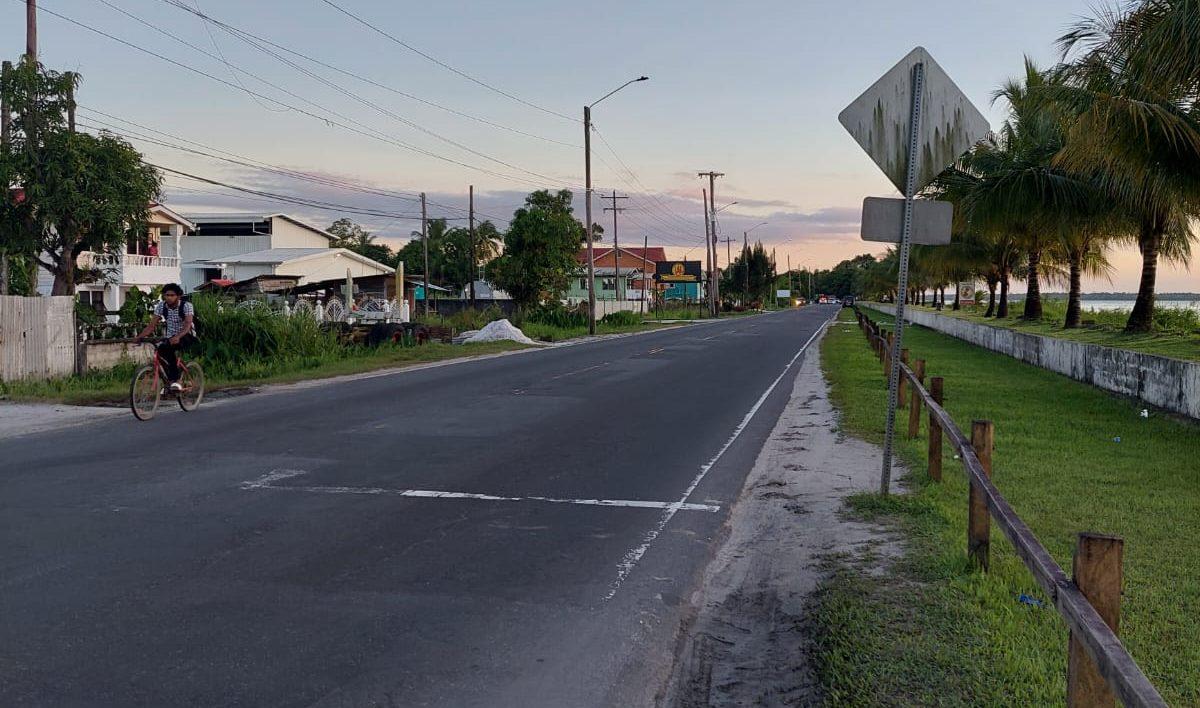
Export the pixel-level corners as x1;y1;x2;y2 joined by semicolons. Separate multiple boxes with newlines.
853;307;1166;708
78;252;181;270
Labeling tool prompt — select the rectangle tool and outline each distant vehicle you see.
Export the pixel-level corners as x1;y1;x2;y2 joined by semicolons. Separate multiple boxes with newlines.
843;296;855;307
818;296;828;304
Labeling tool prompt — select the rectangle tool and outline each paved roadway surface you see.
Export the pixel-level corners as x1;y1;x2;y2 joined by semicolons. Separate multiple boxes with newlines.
0;305;838;707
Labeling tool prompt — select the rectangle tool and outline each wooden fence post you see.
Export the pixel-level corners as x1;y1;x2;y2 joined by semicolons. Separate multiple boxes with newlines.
968;420;994;571
1067;533;1124;708
899;349;910;408
908;359;925;438
928;377;943;482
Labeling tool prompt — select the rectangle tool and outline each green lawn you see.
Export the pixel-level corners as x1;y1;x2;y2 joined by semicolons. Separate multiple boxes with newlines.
814;308;1200;706
0;340;529;406
900;301;1200;362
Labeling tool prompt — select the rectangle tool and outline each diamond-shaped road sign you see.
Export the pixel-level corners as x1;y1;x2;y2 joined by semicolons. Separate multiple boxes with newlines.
839;46;990;194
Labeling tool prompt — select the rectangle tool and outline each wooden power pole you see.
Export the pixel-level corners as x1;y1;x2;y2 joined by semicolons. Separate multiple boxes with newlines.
27;0;38;61
701;188;711;314
698;171;723;315
421;192;429;316
468;185;476;307
599;191;629;301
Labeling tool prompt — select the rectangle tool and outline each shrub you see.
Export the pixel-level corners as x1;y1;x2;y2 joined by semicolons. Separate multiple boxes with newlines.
526;302;589;328
600;310;641;327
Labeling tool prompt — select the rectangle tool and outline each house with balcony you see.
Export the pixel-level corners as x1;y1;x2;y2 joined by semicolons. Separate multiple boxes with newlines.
180;213;393;292
66;203;195;314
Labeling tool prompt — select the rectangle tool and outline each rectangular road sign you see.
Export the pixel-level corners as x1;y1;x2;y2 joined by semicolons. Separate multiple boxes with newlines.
839;47;990;193
861;197;953;245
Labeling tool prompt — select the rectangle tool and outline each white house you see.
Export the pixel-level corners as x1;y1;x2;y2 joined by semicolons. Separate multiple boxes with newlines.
180;213;392;291
67;203;195;313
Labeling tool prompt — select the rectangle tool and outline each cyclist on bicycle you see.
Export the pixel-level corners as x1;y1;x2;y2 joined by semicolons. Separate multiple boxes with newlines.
133;283;196;393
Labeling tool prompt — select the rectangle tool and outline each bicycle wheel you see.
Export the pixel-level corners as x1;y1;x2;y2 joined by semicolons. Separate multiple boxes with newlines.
177;361;205;412
130;364;161;421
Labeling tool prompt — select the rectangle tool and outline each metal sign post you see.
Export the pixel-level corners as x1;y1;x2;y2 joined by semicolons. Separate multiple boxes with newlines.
839;47;990;495
880;61;925;495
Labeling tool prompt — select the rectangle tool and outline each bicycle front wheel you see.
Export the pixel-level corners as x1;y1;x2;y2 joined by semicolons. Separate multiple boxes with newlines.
177;361;205;411
130;364;161;421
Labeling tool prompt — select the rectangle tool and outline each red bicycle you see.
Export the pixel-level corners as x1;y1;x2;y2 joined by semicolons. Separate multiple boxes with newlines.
130;339;205;421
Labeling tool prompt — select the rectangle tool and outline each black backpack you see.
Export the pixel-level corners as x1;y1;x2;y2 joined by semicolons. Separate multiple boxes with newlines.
160;299;200;339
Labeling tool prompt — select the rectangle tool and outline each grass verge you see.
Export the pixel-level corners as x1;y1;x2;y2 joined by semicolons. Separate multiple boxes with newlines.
901;300;1200;362
812;308;1200;705
0;340;528;405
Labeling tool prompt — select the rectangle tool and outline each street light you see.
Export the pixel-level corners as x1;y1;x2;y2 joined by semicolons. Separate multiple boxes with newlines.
715;201;738;214
584;76;649;334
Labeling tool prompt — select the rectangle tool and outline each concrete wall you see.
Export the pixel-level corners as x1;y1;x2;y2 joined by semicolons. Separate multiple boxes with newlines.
865;303;1200;421
80;340;154;372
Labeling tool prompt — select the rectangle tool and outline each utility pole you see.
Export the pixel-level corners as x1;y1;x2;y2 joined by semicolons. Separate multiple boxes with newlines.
743;231;750;306
468;185;476;307
27;0;37;61
599;191;629;301
640;233;649;316
583;105;596;334
698;171;723;315
723;236;734;268
701;188;711;314
700;188;705;314
421;192;429;316
1;60;10;295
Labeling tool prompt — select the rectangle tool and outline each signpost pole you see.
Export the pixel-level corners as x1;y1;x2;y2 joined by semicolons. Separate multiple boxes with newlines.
880;61;925;495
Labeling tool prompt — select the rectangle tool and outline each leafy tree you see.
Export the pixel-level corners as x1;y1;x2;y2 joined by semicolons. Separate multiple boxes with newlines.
328;217;393;265
722;241;775;306
397;217;501;291
2;59;161;295
487;189;585;308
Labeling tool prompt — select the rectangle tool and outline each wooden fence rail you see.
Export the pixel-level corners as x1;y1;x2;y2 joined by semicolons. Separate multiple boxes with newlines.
851;307;1166;708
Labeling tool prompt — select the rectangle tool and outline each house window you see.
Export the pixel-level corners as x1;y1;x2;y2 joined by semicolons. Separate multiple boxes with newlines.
78;290;106;314
602;278;615;291
579;278;587;290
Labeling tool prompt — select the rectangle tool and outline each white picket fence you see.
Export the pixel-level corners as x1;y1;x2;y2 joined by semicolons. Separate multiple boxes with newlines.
0;296;77;382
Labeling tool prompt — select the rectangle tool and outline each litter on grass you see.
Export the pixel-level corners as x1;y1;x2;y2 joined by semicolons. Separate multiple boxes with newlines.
462;319;537;346
1017;594;1045;609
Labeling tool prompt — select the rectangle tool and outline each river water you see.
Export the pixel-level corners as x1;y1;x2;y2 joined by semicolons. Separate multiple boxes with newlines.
1082;300;1200;312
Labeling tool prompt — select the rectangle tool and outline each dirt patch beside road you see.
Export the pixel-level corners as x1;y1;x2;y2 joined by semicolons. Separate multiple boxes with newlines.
661;330;901;706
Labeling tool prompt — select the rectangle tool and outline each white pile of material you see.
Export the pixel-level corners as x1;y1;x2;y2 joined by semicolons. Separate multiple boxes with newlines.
462;319;537;345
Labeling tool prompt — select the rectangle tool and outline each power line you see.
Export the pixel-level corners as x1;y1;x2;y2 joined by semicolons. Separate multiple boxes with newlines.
86;0;582;190
155;0;578;148
319;0;577;123
32;1;579;192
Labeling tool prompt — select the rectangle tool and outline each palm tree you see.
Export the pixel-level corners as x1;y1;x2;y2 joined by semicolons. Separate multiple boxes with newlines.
1050;5;1200;332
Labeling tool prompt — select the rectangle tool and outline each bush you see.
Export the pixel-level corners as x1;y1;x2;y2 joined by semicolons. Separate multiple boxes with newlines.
189;294;346;378
525;302;589;328
600;310;641;327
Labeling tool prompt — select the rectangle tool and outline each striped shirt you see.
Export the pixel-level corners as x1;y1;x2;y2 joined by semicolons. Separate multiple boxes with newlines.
154;301;194;338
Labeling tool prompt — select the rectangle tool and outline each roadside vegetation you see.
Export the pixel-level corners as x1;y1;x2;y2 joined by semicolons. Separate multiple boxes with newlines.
0;337;527;406
813;308;1200;705
905;299;1200;362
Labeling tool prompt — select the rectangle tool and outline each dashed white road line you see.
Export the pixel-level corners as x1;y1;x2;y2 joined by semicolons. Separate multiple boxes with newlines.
602;315;834;600
239;470;721;513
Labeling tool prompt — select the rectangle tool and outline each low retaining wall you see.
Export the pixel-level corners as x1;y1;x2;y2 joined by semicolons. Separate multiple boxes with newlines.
865;303;1200;421
79;340;154;373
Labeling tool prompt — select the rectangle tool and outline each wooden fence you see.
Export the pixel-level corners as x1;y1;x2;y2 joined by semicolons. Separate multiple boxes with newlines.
0;295;76;382
853;307;1166;708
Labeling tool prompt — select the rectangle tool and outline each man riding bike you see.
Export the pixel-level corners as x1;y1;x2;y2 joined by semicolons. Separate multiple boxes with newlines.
134;283;196;393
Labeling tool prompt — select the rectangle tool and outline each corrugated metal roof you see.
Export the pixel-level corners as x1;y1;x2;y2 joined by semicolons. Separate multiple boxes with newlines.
201;248;329;264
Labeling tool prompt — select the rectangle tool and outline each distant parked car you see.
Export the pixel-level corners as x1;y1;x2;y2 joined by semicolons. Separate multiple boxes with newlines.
843;296;855;307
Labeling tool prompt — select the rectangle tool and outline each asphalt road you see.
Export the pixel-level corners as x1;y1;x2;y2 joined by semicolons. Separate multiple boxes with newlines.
0;305;838;707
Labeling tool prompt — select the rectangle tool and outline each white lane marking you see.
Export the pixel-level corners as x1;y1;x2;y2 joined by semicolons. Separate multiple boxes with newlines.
647;347;665;354
240;468;308;489
550;362;609;380
603;316;834;601
241;473;720;513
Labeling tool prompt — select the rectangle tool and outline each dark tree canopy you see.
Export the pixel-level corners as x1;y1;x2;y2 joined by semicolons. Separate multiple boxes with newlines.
487;189;585;308
2;59;161;295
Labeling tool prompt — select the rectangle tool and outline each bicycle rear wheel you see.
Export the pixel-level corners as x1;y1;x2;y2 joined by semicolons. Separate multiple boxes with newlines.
130;364;161;421
177;361;205;411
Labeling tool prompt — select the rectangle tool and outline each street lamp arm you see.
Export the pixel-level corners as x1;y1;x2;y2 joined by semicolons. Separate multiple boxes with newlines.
590;76;649;108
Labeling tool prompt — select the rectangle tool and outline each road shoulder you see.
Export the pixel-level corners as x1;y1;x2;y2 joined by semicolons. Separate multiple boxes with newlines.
660;325;901;705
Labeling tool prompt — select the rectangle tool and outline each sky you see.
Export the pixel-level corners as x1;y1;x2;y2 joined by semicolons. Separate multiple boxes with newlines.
4;0;1197;293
